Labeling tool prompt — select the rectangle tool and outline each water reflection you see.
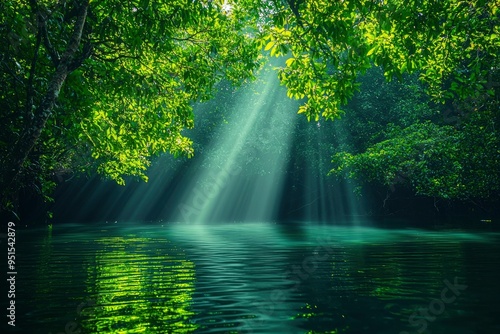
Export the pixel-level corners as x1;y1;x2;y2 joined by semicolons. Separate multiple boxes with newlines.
14;222;500;334
81;236;198;333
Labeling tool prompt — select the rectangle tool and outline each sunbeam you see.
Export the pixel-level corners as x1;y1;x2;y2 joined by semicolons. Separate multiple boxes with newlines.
176;62;300;223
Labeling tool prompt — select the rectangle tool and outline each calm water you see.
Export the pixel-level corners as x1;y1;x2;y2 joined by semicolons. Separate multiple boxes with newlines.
8;222;500;333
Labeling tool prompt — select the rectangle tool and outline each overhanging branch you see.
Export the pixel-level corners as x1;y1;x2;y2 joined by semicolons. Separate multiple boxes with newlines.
3;0;90;194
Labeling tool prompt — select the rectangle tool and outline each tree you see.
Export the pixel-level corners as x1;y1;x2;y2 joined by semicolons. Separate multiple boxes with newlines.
3;0;500;218
255;0;500;205
328;67;500;205
258;0;499;120
329;101;500;202
0;0;261;215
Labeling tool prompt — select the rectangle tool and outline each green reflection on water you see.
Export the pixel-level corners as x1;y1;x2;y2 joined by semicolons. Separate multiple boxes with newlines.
25;223;499;334
81;236;199;333
35;227;53;298
291;234;470;333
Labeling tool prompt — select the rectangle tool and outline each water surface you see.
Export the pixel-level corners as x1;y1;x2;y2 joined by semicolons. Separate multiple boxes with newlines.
11;222;500;333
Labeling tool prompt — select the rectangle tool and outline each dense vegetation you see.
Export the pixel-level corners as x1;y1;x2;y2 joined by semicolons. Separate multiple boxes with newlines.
1;0;499;220
331;68;500;204
0;0;261;216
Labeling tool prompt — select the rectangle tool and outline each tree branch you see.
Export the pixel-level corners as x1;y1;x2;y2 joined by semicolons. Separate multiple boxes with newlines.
29;0;60;67
25;12;43;122
0;59;25;86
68;40;93;71
4;0;89;194
39;14;60;67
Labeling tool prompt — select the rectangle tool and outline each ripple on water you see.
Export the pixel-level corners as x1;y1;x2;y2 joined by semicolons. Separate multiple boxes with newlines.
12;222;500;333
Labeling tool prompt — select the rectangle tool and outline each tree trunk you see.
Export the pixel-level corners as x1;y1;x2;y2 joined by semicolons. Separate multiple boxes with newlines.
2;1;89;201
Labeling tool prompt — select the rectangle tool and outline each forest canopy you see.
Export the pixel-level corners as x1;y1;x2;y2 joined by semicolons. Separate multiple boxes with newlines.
0;0;262;213
1;0;499;216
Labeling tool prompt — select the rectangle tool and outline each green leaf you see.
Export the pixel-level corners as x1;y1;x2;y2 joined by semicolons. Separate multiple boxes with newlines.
367;46;378;56
264;41;274;51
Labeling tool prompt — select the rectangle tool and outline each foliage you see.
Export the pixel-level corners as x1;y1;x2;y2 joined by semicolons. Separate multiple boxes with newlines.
329;69;500;200
0;0;261;213
258;0;500;120
334;67;438;153
250;0;500;202
2;0;500;217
